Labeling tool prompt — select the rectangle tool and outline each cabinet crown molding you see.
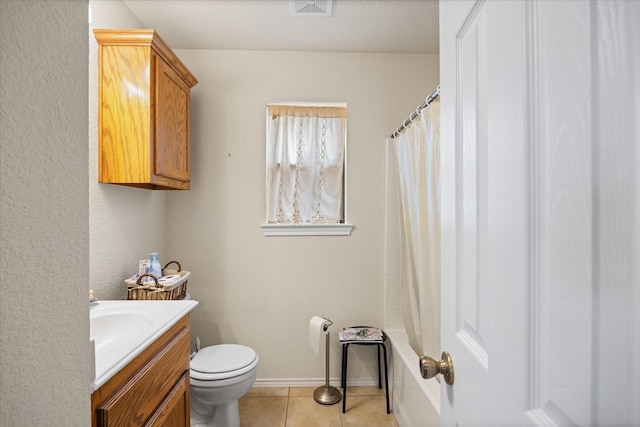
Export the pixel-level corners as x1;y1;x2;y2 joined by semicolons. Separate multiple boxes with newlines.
93;29;198;87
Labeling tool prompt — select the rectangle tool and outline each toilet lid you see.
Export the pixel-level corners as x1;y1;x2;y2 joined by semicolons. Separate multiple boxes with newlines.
191;344;258;380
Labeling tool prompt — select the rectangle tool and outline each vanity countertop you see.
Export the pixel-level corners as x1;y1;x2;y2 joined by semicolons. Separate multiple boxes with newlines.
90;299;198;392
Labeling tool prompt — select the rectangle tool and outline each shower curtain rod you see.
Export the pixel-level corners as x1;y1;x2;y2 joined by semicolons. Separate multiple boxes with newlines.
390;85;440;139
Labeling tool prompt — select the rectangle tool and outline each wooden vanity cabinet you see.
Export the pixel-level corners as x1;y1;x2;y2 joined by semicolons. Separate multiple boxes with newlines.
91;315;192;427
94;29;198;190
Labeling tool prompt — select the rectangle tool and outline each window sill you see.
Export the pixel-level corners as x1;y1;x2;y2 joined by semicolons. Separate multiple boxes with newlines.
261;223;353;236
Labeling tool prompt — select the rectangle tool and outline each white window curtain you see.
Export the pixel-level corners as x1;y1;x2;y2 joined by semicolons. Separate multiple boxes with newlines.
266;105;346;224
392;99;441;360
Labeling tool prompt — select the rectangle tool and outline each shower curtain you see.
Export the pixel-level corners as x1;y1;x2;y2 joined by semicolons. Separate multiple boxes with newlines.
392;99;441;360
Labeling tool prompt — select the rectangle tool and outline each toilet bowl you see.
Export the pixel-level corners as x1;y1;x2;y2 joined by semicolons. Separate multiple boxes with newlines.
190;344;259;427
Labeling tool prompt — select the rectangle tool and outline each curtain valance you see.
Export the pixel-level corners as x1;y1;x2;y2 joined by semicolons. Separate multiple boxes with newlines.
269;105;347;120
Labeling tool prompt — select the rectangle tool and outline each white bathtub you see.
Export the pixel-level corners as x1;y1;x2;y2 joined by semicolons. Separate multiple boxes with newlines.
386;329;440;427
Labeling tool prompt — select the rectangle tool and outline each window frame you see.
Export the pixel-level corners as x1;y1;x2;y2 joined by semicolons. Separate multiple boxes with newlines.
262;101;352;236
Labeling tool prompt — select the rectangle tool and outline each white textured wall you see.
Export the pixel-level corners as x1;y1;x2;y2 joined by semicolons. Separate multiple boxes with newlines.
0;1;90;425
165;49;439;383
89;0;167;300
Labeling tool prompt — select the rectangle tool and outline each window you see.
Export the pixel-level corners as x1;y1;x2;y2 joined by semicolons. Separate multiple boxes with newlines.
261;103;352;236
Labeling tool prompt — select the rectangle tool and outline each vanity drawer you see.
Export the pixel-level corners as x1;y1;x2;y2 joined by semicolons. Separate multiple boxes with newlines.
92;316;190;427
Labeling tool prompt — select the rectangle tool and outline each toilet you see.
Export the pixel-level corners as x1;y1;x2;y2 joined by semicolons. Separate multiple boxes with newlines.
190;344;259;427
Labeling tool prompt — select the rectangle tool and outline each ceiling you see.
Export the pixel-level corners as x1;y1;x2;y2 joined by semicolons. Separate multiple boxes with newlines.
121;0;439;54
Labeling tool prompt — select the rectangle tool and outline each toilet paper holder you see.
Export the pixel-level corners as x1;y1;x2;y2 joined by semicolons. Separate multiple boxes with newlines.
314;317;342;405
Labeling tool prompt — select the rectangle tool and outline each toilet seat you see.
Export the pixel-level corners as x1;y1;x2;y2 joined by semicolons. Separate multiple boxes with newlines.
190;344;258;381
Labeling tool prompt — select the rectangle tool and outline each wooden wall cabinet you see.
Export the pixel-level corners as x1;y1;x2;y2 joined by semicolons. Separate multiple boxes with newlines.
91;315;192;427
94;30;198;190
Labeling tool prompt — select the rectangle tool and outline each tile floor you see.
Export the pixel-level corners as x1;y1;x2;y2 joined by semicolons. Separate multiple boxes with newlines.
239;386;399;427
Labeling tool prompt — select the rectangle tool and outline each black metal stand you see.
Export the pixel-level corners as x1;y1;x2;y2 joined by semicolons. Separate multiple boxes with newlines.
341;328;390;414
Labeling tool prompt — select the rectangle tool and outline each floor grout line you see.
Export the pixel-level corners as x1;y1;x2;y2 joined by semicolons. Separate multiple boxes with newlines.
284;387;290;427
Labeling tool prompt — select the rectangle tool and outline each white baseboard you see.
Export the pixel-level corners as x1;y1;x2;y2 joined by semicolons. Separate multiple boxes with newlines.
253;377;380;388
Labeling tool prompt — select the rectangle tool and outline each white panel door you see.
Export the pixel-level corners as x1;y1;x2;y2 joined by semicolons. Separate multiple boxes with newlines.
438;0;639;425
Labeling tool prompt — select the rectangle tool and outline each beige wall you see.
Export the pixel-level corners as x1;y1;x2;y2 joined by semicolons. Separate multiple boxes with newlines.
85;0;438;385
0;1;90;425
165;49;439;383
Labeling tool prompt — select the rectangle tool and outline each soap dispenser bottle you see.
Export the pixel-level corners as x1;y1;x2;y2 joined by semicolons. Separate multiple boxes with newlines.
150;252;162;279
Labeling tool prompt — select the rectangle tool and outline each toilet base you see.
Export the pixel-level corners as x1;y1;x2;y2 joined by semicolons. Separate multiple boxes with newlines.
191;399;239;427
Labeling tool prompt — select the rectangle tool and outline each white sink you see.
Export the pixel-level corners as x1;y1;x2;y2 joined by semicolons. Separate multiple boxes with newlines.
91;304;156;352
90;300;198;392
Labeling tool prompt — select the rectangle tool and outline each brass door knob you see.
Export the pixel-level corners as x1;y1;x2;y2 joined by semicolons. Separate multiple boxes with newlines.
420;351;454;385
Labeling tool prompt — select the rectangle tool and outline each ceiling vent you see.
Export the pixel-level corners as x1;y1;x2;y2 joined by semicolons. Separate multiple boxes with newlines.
291;0;333;17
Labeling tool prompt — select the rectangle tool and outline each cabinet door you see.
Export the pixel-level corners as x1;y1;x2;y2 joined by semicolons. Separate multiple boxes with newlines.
95;328;190;426
145;372;190;427
155;57;191;183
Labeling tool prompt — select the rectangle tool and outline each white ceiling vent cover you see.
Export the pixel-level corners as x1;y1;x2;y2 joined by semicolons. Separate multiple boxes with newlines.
291;0;333;17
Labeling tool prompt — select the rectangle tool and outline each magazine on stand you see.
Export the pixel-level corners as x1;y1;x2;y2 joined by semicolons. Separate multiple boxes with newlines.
338;327;384;343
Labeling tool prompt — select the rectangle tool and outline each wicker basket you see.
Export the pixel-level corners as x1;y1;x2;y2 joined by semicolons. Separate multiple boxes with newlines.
125;260;190;300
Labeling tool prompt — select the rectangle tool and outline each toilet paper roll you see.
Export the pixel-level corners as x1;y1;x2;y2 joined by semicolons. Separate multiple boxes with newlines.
309;316;331;357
